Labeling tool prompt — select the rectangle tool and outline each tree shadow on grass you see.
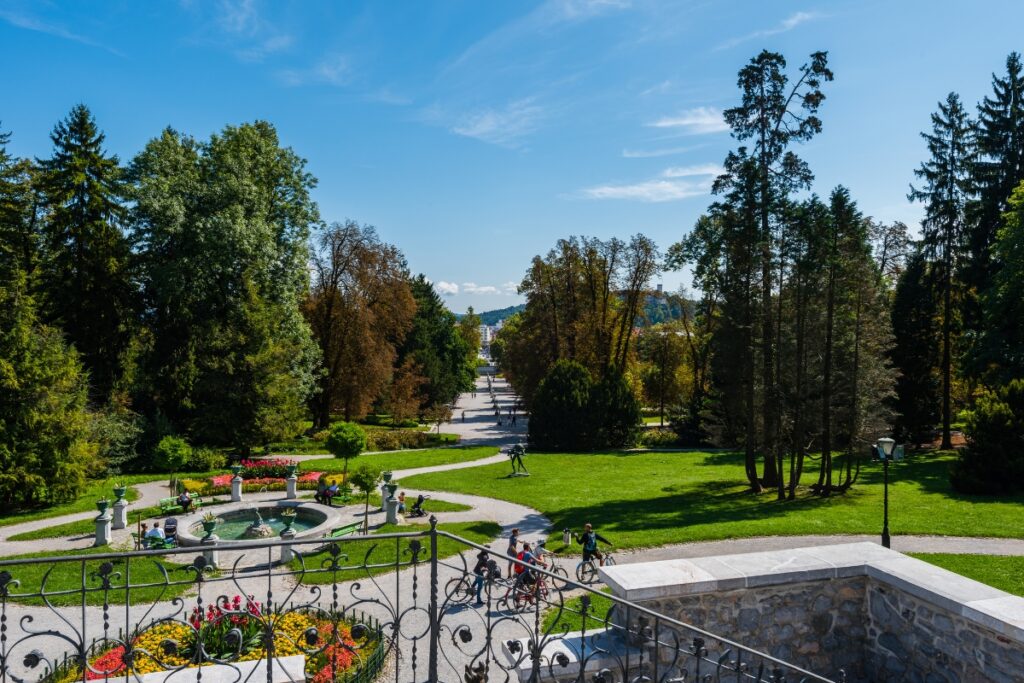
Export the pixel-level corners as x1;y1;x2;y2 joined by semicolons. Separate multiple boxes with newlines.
545;482;869;546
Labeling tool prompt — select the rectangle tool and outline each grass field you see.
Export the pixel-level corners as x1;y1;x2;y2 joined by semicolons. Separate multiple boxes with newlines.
309;446;498;474
403;450;1024;549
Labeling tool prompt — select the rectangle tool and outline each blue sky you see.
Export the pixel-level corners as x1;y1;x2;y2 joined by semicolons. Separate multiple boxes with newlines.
2;0;1023;313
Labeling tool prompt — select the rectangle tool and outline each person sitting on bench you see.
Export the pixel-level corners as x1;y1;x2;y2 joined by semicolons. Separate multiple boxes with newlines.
176;490;195;513
146;521;166;545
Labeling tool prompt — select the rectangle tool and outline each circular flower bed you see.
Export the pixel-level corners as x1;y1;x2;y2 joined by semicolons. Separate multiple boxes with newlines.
50;596;382;683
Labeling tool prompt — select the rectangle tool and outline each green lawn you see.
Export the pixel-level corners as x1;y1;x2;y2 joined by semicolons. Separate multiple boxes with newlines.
910;554;1024;597
0;546;203;606
290;521;501;584
403;450;1024;549
0;477;146;527
310;446;498;474
541;588;614;633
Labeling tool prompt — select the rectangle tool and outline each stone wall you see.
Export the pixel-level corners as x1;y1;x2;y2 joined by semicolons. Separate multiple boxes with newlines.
865;578;1024;683
637;577;869;681
599;543;1024;683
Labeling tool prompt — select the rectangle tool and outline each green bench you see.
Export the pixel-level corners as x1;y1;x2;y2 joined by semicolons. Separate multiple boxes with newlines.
131;532;176;550
326;522;363;539
158;495;205;515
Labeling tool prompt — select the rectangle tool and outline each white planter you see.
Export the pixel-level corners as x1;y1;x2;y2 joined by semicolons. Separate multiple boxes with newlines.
136;655;305;683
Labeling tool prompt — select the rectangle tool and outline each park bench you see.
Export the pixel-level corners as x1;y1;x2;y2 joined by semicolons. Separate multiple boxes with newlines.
326;522;363;539
158;495;205;515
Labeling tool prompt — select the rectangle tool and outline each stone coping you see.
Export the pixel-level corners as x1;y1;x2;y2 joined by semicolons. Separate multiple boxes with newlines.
599;542;1024;644
175;501;343;547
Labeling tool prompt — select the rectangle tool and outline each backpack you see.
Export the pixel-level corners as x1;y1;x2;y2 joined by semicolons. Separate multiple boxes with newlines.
514;550;526;574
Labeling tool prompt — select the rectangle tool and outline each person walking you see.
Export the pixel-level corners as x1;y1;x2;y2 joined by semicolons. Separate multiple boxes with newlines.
472;546;490;606
506;528;520;575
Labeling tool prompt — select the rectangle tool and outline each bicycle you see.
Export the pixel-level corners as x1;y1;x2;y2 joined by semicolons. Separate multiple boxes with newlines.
444;575;477;605
498;569;550;612
575;552;615;584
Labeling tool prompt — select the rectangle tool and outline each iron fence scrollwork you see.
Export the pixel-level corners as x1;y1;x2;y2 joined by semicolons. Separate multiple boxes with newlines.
0;517;844;683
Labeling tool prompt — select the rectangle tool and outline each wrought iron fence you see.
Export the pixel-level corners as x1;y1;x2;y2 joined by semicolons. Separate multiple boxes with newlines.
0;518;844;683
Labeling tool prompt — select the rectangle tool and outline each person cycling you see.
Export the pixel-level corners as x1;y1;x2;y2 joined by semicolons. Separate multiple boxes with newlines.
512;542;546;597
574;523;612;566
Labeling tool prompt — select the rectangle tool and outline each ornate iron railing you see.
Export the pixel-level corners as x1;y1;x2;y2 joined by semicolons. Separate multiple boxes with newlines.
0;518;844;683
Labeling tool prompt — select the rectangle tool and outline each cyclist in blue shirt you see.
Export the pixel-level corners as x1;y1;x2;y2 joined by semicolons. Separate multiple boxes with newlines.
574;523;612;566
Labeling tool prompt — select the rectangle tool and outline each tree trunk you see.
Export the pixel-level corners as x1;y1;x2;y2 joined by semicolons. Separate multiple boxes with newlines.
819;259;836;495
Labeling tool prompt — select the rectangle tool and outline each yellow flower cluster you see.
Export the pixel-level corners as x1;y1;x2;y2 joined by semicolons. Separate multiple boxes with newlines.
132;622;191;673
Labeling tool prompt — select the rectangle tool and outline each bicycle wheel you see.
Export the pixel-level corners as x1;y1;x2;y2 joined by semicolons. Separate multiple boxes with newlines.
549;565;570;590
445;577;473;604
576;561;597;584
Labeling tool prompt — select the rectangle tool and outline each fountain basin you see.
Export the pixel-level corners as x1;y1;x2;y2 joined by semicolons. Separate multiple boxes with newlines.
174;502;343;547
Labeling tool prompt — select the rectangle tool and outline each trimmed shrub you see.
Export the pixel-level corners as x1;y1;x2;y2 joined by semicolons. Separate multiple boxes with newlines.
637;428;681;449
187;447;226;472
951;379;1024;494
365;430;430;451
326;422;366;459
152;436;193;473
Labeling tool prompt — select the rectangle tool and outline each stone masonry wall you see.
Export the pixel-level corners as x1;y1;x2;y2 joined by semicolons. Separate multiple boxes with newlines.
864;578;1024;683
637;577;870;682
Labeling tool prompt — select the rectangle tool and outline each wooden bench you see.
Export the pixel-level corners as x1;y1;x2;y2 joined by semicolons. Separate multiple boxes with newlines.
158;495;205;515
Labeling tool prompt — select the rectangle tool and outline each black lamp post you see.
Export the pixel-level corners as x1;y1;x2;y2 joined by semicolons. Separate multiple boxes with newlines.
876;437;896;548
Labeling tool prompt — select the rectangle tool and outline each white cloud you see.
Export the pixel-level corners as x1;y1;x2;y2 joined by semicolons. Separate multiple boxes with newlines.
717;11;821;50
436;281;460;296
640;80;673;97
0;9;123;56
581;164;719;202
451;98;545;147
278;54;353;87
622;145;702;159
661;164;725;178
648;106;729;134
463;283;498;295
216;0;260;35
236;33;293;62
502;281;519;294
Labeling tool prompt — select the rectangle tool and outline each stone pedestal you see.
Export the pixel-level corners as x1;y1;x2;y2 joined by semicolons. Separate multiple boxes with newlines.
279;527;296;563
94;513;112;547
386;495;399;525
201;534;220;569
111;499;128;530
285;475;297;500
231;475;243;502
380;483;390;511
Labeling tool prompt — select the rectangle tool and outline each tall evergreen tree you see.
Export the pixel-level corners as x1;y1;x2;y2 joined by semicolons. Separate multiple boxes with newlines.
0;127;38;283
976;181;1024;384
909;93;975;449
891;246;941;444
966;53;1024;337
36;105;134;402
714;50;833;491
0;271;92;506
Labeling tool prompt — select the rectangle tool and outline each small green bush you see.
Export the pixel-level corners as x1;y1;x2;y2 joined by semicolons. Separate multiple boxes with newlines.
187;447;226;472
637;429;681;448
326;422;367;459
365;430;430;451
151;436;192;473
951;379;1024;494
